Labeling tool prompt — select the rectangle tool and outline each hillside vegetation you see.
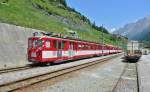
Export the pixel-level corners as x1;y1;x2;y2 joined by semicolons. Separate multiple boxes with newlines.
0;0;123;46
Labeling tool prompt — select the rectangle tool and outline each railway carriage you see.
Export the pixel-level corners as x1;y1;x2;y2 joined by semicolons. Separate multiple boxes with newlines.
27;32;122;64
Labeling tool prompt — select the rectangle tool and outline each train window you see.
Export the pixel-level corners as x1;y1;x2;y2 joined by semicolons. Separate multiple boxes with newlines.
78;44;82;49
62;41;65;49
83;44;85;49
94;46;96;49
95;46;97;50
81;44;84;49
90;45;92;49
91;45;94;50
85;45;88;50
53;40;57;48
88;45;90;49
84;45;86;49
58;41;62;49
46;40;50;48
78;44;82;48
97;46;98;49
69;42;73;49
82;44;85;49
87;45;89;49
37;40;42;47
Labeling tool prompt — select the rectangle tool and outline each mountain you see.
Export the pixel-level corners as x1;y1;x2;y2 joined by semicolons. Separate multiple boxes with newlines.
114;16;150;45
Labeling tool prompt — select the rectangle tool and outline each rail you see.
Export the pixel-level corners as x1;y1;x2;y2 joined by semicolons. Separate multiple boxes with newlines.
112;62;139;92
0;54;122;92
0;65;33;74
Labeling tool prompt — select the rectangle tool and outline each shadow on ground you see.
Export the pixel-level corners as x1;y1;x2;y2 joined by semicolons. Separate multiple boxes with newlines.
28;56;100;67
121;56;141;63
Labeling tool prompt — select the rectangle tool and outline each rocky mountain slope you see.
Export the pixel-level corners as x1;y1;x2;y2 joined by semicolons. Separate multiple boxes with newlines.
114;16;150;45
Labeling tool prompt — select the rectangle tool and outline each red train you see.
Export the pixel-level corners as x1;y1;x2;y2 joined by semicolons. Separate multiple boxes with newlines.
27;32;122;65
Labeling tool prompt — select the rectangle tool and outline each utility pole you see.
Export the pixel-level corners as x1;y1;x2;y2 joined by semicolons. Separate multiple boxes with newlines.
117;31;120;48
122;36;126;55
124;36;128;56
101;24;104;56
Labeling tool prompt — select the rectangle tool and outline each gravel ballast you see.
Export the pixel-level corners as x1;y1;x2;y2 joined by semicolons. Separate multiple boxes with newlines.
0;54;121;86
14;55;126;92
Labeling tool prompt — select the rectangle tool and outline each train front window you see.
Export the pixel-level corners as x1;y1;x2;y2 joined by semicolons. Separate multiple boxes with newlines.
33;40;37;48
46;40;50;48
37;40;42;47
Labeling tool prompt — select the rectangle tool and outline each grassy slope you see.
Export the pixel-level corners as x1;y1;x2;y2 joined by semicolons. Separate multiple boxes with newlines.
0;0;122;46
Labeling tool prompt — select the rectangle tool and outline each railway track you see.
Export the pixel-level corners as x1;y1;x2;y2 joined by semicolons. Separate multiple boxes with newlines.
0;54;121;92
112;62;139;92
0;65;33;75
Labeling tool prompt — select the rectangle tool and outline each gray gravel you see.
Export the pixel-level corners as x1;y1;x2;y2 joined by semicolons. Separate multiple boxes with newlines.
15;55;126;92
138;54;150;92
0;54;120;86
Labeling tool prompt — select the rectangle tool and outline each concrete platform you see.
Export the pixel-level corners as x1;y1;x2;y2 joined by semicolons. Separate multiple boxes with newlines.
138;54;150;92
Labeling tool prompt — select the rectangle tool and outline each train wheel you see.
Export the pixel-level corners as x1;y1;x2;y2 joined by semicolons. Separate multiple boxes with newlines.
45;62;53;66
46;63;51;66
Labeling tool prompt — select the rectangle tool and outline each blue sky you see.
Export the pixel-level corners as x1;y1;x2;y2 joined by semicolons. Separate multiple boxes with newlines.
66;0;150;31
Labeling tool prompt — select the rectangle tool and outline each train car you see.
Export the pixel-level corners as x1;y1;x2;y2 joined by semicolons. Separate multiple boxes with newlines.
125;41;142;62
27;32;122;65
142;48;150;55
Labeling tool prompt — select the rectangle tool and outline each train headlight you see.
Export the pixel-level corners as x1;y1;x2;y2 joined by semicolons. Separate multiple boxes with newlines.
31;52;36;57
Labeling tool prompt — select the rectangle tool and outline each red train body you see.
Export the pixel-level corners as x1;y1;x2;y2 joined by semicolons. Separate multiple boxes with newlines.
27;33;122;64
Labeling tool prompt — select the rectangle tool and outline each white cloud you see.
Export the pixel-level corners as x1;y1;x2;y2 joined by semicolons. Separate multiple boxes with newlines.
110;28;116;33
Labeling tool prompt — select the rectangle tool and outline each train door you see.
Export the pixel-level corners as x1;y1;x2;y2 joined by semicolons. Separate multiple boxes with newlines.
69;42;74;57
57;40;62;57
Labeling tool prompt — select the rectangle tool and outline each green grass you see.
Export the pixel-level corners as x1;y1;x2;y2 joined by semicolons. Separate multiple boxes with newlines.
0;0;124;47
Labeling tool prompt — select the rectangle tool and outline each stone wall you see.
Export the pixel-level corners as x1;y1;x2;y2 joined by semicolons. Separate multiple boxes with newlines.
0;23;41;69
